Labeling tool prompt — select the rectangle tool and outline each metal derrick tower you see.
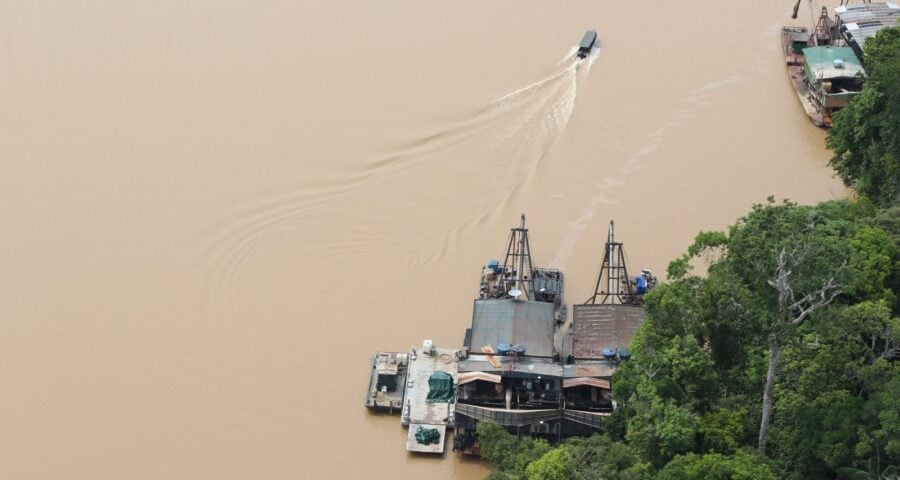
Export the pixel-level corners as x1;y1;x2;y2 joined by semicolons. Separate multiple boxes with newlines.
585;221;638;305
498;214;535;301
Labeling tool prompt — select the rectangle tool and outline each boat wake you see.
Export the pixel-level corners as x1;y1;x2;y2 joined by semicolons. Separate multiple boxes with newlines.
190;49;593;315
549;72;743;271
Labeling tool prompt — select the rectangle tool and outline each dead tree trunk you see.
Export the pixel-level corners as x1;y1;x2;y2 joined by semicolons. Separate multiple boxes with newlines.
757;248;841;456
758;338;780;454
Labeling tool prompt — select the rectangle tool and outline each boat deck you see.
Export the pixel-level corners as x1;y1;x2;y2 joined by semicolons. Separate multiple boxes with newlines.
406;425;448;454
787;63;827;127
401;346;460;454
365;352;408;412
781;27;827;128
401;347;460;426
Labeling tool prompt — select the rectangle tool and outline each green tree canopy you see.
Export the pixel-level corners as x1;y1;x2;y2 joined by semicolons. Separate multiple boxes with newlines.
654;450;777;480
626;383;699;468
525;448;574;480
477;421;551;480
827;27;900;207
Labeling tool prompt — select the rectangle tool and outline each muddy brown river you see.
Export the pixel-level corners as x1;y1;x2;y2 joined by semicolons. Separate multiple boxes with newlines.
1;1;846;478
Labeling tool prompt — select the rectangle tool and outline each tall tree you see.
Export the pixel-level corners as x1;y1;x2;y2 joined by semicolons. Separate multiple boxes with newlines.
665;200;856;455
758;247;841;454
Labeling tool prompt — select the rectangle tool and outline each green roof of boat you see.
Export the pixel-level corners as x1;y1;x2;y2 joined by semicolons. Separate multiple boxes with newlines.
802;46;865;81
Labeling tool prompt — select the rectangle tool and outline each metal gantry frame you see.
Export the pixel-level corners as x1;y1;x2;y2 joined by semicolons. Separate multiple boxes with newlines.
585;221;636;305
812;5;835;46
498;214;535;301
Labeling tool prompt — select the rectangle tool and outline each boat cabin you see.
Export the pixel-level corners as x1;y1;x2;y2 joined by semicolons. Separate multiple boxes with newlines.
802;46;865;112
578;30;597;58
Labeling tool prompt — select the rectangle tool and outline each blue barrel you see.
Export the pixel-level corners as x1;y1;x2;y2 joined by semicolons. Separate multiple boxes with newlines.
497;343;512;356
602;348;617;361
636;275;647;294
512;344;527;356
487;259;500;273
618;348;631;361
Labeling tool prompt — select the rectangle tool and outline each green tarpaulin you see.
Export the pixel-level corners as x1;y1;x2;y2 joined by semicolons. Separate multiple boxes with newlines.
425;371;454;403
415;427;441;445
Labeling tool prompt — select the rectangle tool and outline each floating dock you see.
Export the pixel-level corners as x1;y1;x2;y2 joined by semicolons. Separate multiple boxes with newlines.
400;343;461;453
365;352;408;412
406;425;447;454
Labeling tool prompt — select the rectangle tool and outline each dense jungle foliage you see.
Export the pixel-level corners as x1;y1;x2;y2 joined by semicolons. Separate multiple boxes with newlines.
828;27;900;207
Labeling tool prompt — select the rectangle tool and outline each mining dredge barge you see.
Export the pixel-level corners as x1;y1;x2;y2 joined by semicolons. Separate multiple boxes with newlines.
365;215;656;454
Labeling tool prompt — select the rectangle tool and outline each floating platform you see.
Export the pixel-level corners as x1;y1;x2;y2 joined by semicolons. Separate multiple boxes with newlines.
406;424;448;454
365;352;408;412
401;345;460;453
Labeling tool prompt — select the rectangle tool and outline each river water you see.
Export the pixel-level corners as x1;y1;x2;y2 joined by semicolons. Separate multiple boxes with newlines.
1;1;846;478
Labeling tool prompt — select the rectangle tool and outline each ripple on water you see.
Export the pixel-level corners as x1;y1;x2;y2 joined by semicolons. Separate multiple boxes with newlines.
189;50;593;322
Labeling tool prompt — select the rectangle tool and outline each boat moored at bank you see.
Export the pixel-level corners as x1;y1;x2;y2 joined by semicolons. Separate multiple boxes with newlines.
780;2;898;127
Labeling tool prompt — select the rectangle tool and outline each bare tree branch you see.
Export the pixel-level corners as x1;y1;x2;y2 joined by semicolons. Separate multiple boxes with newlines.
791;278;842;326
759;244;843;455
639;362;660;381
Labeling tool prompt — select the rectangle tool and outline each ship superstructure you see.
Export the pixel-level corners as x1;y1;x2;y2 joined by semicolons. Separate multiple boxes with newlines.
365;216;655;455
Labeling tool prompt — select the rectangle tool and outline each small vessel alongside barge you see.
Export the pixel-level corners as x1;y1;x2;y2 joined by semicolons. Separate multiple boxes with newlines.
781;2;899;127
365;351;409;413
781;21;864;127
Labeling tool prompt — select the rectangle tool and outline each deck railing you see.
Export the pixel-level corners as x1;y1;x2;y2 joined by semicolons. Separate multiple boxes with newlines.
455;403;561;427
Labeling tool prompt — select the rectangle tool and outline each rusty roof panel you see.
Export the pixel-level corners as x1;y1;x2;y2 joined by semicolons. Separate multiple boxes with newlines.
572;304;645;358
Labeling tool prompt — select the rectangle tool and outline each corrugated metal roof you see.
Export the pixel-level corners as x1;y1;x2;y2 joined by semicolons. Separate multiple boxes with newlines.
563;362;615;378
468;299;556;357
571;304;645;358
836;2;900;50
803;46;865;80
